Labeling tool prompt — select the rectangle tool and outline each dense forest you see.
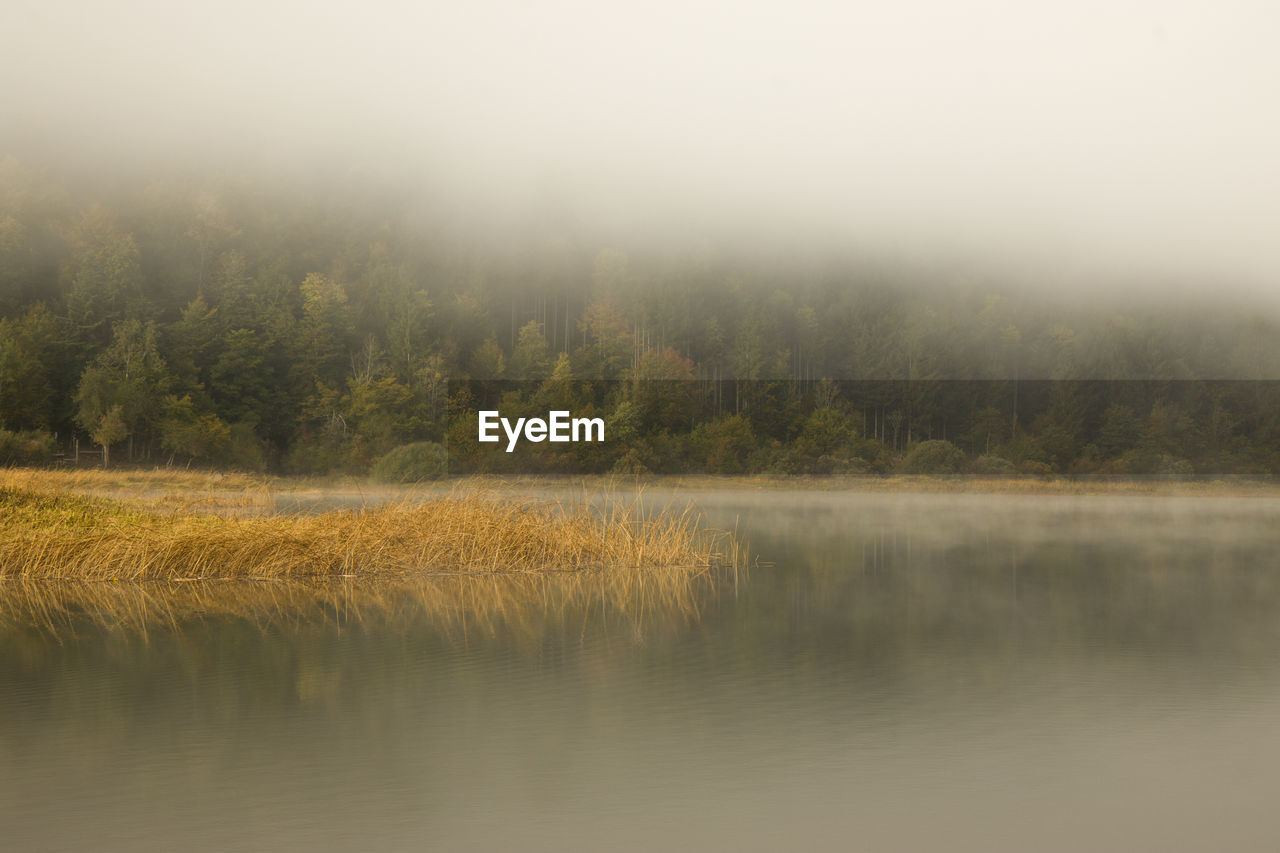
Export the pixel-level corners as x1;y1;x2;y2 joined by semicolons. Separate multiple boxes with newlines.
1;155;1278;476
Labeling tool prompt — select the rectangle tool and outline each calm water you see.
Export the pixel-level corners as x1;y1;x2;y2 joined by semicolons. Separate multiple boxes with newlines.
4;490;1280;852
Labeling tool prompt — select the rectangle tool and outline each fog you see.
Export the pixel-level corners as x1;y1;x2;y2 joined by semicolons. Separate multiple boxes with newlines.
4;0;1279;290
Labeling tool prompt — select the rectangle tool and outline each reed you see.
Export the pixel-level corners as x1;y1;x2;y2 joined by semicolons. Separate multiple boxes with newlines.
0;570;714;638
0;484;734;581
0;467;269;493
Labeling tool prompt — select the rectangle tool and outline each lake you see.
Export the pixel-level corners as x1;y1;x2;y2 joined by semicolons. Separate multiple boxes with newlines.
3;489;1280;851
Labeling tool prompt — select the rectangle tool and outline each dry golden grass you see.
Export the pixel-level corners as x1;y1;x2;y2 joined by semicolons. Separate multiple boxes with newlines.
0;483;736;581
0;467;269;493
0;467;279;517
8;465;1273;504
0;470;740;632
0;569;717;638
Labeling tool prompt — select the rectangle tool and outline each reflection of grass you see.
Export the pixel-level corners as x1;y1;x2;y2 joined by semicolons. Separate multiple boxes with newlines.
0;471;739;633
0;570;716;638
0;481;736;581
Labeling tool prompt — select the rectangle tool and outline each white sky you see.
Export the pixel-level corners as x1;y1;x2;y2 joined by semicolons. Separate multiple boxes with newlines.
4;0;1279;288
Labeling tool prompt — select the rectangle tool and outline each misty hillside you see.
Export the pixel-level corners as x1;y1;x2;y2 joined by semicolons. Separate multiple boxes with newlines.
0;156;1277;475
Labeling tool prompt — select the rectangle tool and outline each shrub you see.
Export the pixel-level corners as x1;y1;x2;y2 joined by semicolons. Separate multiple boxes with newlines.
1067;444;1103;476
1018;460;1054;477
1156;455;1195;480
693;415;755;474
0;429;56;465
284;440;343;476
372;441;448;483
1115;448;1158;475
855;439;895;475
610;448;650;476
809;454;867;475
796;407;856;458
900;440;966;475
967;454;1017;476
223;422;267;472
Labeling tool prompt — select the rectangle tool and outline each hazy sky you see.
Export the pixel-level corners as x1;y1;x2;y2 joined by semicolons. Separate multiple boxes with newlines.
5;0;1279;287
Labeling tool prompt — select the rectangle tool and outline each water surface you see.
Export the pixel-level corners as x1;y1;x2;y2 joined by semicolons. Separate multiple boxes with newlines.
3;490;1279;851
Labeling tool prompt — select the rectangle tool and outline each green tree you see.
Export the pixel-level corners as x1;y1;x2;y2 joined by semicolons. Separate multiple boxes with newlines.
0;304;58;429
65;207;146;346
295;272;354;389
74;319;171;461
92;404;128;468
209;328;273;427
468;336;506;379
1098;404;1141;457
387;286;434;380
160;394;231;464
627;347;698;432
345;373;415;455
166;294;221;401
797;407;857;459
576;300;632;379
509;320;551;379
901;439;965;475
0;214;30;315
696;415;755;474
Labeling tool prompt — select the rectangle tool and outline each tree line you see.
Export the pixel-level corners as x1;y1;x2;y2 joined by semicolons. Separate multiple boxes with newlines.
449;379;1280;477
0;155;1278;475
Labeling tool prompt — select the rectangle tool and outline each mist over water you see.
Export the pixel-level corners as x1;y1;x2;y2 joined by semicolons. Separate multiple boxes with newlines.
4;490;1280;852
5;0;1279;291
5;8;1280;847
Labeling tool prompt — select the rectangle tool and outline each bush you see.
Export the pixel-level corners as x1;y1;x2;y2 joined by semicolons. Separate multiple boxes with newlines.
967;454;1017;476
223;422;267;472
692;415;755;474
372;442;448;483
1156;455;1195;480
610;448;650;476
1115;448;1158;475
900;440;966;475
1067;444;1102;476
854;439;895;475
0;429;56;465
796;407;856;458
1018;460;1054;477
809;454;867;475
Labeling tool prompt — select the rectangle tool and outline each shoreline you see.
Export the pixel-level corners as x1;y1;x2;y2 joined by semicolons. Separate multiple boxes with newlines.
0;480;735;582
4;467;1280;503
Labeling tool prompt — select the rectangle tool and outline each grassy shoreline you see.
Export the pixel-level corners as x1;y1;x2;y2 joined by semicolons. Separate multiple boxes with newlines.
0;466;1271;585
0;466;1269;632
4;467;1279;503
0;478;735;582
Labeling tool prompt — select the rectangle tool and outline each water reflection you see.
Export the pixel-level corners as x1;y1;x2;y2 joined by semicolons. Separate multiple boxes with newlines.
2;491;1280;852
0;567;720;641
